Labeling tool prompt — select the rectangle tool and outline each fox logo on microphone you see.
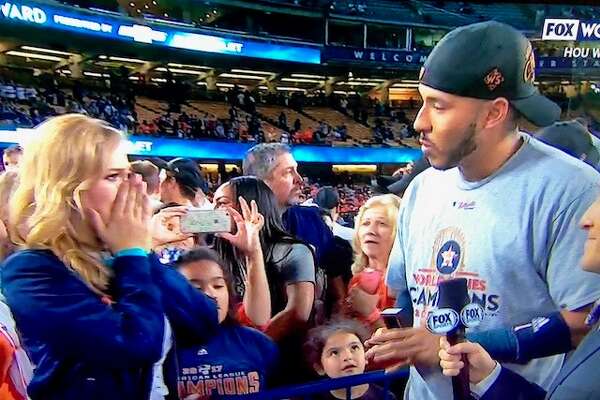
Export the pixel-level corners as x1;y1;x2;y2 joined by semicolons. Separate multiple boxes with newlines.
426;308;459;334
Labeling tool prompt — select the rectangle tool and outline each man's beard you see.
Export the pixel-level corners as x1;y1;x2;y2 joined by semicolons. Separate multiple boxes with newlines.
432;122;478;171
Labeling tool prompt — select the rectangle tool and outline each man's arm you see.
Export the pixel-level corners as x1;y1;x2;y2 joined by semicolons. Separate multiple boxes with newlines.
265;282;314;342
562;306;593;347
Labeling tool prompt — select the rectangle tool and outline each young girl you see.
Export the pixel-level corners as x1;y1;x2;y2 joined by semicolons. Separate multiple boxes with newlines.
2;114;218;400
304;319;397;400
175;246;278;399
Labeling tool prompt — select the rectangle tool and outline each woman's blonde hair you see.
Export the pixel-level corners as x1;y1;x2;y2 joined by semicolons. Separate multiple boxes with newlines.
10;114;123;294
351;194;401;275
0;171;19;260
0;171;19;225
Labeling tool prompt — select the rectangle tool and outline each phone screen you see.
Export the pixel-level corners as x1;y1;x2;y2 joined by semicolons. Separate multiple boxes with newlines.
180;209;231;233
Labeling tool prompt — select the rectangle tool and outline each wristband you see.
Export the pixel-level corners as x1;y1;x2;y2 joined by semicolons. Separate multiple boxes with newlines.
467;328;518;362
114;247;148;258
513;312;572;363
467;312;573;364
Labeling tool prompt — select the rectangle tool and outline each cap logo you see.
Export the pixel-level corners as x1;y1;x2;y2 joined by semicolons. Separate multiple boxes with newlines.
524;45;535;84
483;68;504;91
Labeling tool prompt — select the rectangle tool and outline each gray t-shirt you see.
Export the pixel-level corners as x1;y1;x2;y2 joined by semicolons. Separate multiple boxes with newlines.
386;133;600;400
269;242;315;315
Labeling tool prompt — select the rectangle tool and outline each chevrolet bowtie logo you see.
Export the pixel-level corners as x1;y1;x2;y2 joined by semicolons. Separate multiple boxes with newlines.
117;24;167;44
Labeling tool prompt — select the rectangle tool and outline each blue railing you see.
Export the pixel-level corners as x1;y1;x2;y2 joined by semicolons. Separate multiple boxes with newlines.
240;368;408;400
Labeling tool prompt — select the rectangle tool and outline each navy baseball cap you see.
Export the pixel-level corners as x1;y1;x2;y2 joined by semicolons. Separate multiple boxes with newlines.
537;120;600;166
315;186;340;210
165;158;206;194
419;21;561;127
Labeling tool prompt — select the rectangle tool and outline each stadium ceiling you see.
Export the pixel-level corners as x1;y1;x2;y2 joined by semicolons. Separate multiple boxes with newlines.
0;39;421;94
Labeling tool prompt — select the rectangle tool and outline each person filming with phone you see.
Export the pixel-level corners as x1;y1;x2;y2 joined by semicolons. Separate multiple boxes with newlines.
213;176;316;384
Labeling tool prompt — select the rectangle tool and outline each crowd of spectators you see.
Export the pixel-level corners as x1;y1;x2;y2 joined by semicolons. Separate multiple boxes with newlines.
0;78;137;132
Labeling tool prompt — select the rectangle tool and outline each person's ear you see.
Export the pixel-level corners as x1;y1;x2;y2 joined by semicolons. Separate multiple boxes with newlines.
482;98;511;130
313;363;326;376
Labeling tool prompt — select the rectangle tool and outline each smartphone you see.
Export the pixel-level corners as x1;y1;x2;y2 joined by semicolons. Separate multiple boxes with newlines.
381;308;405;329
180;209;231;234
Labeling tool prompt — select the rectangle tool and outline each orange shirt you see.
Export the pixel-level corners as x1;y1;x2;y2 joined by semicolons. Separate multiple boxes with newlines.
0;334;25;400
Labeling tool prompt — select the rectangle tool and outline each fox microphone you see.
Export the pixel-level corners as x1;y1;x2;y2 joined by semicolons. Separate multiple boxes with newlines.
427;278;484;400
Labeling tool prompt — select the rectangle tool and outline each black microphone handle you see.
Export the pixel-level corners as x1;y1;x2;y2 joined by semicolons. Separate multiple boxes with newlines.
447;327;470;400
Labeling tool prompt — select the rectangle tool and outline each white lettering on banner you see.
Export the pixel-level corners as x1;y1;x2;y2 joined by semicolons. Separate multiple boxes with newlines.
170;33;243;54
126;140;153;153
542;19;579;40
347;49;426;64
563;47;600;58
118;24;167;44
0;2;46;24
53;15;112;33
581;23;600;40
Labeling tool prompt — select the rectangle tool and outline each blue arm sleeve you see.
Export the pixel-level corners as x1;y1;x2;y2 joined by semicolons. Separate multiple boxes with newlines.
480;366;546;400
1;252;164;367
149;254;219;345
467;312;572;364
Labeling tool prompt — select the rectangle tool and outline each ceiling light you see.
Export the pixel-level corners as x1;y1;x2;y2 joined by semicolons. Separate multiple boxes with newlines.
336;81;378;86
20;46;75;56
291;73;326;79
219;73;266;80
167;63;212;70
83;71;110;78
6;51;63;62
276;87;307;92
281;78;322;84
108;56;146;63
230;68;274;76
156;67;204;75
216;83;234;88
349;78;385;82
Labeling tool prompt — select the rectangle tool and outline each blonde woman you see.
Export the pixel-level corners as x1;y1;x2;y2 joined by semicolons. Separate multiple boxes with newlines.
1;115;219;400
345;194;401;328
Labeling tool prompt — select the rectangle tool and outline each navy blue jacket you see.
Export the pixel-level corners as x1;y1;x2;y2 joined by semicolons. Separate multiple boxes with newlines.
283;205;334;266
1;249;218;400
480;328;600;400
